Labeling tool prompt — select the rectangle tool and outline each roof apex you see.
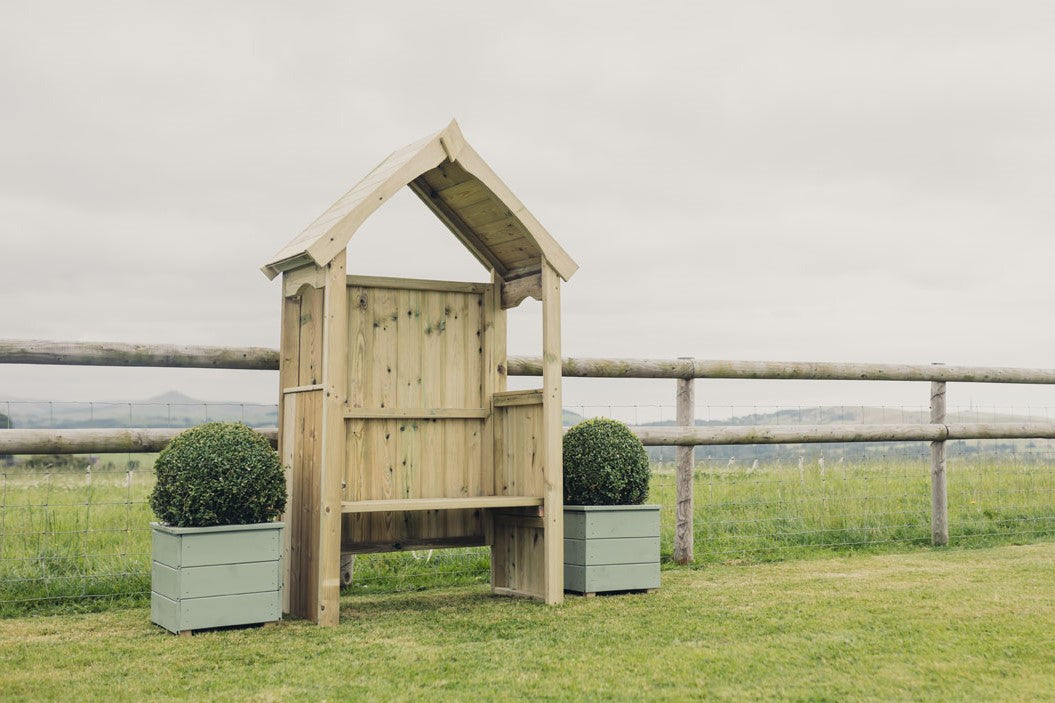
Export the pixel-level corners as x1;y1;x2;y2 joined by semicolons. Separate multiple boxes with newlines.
262;120;577;282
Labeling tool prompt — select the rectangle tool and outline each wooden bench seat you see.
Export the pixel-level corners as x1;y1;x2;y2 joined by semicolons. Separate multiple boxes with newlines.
340;496;543;513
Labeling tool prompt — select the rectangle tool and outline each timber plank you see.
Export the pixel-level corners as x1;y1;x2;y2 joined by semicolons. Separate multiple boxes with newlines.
341;496;542;513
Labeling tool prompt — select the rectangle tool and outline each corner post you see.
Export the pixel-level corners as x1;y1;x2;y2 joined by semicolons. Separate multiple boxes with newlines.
483;269;507;577
541;260;564;604
317;250;348;624
673;358;695;564
930;379;948;547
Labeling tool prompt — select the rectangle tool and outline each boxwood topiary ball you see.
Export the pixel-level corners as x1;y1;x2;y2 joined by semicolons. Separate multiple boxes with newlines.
563;417;650;506
149;422;286;527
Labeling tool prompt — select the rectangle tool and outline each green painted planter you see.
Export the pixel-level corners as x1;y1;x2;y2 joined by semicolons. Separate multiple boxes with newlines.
563;505;660;595
150;522;283;634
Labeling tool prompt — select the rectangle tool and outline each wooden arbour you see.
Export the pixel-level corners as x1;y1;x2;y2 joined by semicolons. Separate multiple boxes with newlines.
263;121;577;625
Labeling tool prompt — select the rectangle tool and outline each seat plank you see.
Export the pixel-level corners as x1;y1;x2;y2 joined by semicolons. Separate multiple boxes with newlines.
341;496;543;513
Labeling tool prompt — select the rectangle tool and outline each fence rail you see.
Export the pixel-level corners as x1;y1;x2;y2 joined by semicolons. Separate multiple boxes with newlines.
8;339;1055;384
5;338;1055;564
635;422;1055;445
0;339;279;370
7;422;1055;456
0;427;279;454
509;356;1055;384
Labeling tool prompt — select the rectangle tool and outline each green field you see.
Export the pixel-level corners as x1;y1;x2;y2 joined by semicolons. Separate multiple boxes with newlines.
2;543;1054;701
2;456;1054;616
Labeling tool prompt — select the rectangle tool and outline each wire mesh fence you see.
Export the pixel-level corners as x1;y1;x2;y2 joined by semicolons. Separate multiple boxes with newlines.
2;401;1055;615
650;446;1055;564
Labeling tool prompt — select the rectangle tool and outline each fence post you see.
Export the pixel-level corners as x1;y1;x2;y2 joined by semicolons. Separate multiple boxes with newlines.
930;379;948;546
674;358;695;564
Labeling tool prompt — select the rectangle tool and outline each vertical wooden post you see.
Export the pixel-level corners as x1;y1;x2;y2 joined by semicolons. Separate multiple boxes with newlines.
673;359;695;565
540;260;564;604
316;250;347;625
930;380;948;547
483;270;507;493
485;271;507;567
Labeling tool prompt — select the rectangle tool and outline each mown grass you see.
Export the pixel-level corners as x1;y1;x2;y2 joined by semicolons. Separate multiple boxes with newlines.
2;456;1054;615
1;543;1054;702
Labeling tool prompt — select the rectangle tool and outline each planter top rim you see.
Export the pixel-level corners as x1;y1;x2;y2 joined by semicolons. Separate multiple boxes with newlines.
563;504;661;512
150;521;284;535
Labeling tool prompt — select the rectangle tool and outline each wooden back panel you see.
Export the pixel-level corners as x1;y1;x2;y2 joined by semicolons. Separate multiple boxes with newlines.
342;277;495;551
346;281;486;411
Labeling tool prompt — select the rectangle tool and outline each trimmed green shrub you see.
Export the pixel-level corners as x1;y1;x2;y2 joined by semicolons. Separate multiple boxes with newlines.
149;422;286;527
563;418;650;506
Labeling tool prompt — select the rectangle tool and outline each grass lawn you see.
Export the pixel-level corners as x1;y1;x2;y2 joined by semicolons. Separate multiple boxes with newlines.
1;542;1053;702
5;456;1054;615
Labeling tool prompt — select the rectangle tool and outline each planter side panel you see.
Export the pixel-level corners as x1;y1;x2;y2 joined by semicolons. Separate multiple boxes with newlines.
564;508;660;540
152;561;281;600
152;591;281;633
152;530;182;568
564;536;660;566
151;592;181;633
564;563;661;593
179;529;282;567
181;591;281;630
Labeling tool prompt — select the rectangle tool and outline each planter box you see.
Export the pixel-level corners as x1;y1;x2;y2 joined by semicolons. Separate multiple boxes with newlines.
563;505;660;595
150;522;283;634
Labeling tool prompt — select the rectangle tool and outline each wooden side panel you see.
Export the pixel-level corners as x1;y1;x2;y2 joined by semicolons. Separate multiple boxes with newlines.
280;291;303;392
297;285;325;387
280;397;295;614
491;519;545;600
278;274;327;618
490;396;545;600
281;389;323;619
488;264;551;602
493;402;544;498
278;286;301;615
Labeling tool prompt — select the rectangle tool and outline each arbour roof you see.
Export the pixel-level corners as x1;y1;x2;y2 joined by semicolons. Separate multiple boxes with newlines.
262;120;577;281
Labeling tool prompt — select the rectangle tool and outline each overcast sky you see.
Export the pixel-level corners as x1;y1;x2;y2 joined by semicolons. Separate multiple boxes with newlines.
3;1;1055;420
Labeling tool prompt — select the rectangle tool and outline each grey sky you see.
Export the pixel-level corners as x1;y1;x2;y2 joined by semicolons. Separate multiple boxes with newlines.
3;1;1055;419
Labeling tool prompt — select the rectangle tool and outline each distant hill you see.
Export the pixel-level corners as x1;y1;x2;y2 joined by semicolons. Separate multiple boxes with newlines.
691;405;1046;427
563;409;583;426
1;391;279;430
141;390;203;405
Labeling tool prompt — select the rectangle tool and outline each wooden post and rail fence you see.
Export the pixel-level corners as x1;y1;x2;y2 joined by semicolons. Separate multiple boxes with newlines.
6;339;1055;560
